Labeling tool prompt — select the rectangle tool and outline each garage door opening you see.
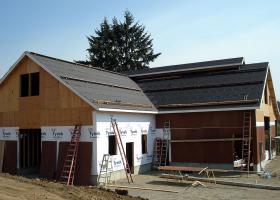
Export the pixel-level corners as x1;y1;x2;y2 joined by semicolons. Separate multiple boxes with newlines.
19;129;41;173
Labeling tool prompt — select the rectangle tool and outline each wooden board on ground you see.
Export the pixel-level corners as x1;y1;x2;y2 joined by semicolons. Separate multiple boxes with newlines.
158;166;259;173
160;174;280;190
106;185;179;193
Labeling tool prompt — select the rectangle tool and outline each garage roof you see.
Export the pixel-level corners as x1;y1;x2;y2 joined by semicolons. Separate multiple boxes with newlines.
1;52;157;113
127;60;277;114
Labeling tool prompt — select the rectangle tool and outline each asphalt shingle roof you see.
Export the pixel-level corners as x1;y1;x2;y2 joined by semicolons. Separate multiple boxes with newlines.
27;52;156;112
128;62;268;111
4;52;271;113
124;57;244;77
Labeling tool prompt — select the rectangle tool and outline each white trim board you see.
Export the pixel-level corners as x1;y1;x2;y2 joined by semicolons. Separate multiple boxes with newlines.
256;121;276;127
98;108;158;114
260;67;269;105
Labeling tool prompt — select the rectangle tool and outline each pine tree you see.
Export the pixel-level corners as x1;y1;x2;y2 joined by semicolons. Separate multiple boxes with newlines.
78;11;160;72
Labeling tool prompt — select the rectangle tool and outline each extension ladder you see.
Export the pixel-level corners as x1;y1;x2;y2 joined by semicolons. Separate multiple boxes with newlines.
160;121;170;166
153;121;170;168
111;118;133;183
241;111;252;172
59;125;81;185
97;154;114;186
159;140;168;166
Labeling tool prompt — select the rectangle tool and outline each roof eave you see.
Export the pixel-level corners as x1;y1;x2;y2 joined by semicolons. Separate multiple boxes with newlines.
98;107;158;114
158;106;259;114
0;51;29;85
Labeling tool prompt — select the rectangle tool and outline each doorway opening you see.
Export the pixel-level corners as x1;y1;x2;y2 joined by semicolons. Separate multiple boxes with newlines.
19;129;41;173
126;142;134;174
264;117;271;159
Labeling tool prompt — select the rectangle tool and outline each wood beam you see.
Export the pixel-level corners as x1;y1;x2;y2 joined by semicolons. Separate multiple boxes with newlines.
171;138;250;143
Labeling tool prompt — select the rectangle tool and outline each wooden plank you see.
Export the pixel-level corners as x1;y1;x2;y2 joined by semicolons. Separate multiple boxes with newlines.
159;99;259;108
160;174;280;190
171;138;249;143
106;185;179;193
158;166;259;173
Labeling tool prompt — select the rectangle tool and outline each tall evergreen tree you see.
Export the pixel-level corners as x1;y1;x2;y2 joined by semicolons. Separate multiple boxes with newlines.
78;11;160;72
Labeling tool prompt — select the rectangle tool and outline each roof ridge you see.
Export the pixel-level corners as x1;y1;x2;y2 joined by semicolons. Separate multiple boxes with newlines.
241;62;269;66
27;51;129;77
125;57;245;77
151;57;245;69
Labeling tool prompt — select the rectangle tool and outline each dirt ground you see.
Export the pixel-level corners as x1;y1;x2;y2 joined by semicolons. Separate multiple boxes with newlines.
0;158;280;200
0;173;142;200
114;157;280;200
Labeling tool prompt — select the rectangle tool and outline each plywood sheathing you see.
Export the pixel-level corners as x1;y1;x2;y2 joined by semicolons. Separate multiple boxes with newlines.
156;110;258;164
0;57;93;128
256;70;278;122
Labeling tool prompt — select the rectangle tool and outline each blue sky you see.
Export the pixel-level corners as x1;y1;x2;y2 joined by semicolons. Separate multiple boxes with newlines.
0;0;280;98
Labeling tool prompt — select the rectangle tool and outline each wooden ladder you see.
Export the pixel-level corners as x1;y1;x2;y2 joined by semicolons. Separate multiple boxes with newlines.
59;125;81;185
111;118;133;183
241;111;252;172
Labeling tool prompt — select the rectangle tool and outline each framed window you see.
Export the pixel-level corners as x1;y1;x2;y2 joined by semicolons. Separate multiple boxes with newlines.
30;72;40;96
141;134;147;154
20;72;40;97
20;74;29;97
108;135;117;155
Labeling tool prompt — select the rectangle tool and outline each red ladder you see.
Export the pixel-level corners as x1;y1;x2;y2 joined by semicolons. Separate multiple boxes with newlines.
241;111;252;172
111;119;133;183
59;125;82;185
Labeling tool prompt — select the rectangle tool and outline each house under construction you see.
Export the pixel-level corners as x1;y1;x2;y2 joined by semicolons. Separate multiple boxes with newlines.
126;57;279;171
0;52;279;185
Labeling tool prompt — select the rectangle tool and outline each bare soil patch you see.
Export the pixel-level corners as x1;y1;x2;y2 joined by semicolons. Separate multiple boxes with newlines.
0;173;142;200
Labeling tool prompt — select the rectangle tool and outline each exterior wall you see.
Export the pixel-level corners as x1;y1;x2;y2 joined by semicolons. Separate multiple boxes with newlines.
0;57;93;128
40;125;95;185
156;110;256;168
255;83;278;170
91;111;158;184
0;125;94;185
0;57;94;180
0;127;19;172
